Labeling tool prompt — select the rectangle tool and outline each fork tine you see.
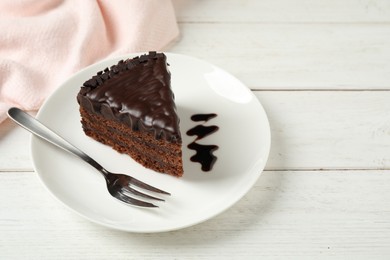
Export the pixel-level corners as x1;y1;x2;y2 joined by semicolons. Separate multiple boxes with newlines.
111;191;158;208
121;186;165;201
130;177;171;195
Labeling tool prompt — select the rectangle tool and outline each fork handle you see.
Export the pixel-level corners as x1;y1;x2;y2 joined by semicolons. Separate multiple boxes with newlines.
7;107;106;175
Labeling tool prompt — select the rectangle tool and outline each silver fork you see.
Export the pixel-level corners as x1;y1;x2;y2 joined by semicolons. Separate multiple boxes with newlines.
7;107;170;208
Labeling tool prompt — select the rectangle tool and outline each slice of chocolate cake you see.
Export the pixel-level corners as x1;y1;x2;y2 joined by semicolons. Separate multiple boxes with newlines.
77;52;183;177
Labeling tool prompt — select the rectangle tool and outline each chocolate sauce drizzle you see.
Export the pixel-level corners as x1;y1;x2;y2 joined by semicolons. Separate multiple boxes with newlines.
186;125;219;141
187;113;219;172
190;113;217;122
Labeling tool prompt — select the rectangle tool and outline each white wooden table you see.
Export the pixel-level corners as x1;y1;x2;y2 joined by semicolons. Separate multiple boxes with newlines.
1;1;390;258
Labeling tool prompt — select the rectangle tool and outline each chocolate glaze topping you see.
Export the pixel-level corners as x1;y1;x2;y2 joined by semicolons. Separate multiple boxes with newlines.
77;52;181;143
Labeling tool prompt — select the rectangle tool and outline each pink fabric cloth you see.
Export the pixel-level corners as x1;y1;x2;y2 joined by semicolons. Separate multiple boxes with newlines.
0;0;179;123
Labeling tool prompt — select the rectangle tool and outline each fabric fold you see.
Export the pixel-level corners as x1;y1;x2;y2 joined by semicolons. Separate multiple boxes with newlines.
0;0;179;123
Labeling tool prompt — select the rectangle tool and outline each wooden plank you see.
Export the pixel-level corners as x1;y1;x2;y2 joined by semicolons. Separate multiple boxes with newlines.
0;118;32;171
257;91;390;170
1;91;390;171
170;23;390;89
173;0;390;23
1;170;389;258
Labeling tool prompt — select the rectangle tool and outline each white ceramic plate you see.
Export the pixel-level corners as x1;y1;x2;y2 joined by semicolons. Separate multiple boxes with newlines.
31;53;271;233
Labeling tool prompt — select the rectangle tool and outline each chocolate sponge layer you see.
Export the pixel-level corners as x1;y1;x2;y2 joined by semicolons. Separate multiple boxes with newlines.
80;107;183;177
